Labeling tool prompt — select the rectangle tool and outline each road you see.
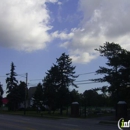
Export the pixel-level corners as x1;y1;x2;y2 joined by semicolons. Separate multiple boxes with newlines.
0;114;118;130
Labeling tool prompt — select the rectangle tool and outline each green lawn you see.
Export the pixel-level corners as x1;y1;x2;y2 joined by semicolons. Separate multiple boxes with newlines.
0;110;114;120
0;110;69;119
0;106;115;119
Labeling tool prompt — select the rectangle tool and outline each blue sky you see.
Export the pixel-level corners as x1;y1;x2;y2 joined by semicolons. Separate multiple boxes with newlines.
0;0;130;96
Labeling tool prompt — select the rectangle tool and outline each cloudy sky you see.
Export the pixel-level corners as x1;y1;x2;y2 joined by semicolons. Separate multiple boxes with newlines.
0;0;130;95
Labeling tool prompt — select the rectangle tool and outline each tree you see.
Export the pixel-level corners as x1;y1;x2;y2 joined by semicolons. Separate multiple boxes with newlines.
0;83;4;107
55;53;78;115
70;89;81;103
83;89;99;107
42;65;59;113
17;81;27;107
92;42;130;105
56;53;78;88
6;62;18;93
99;86;109;98
6;62;18;110
33;83;43;110
42;53;78;115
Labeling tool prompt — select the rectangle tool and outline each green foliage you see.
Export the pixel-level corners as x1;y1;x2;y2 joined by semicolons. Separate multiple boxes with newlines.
6;62;18;94
42;65;59;111
6;62;19;110
6;63;27;110
33;83;43;108
0;83;3;107
0;83;4;96
42;53;78;114
83;90;99;107
18;81;27;104
83;89;110;107
56;53;78;88
93;42;130;105
70;89;81;103
55;53;78;114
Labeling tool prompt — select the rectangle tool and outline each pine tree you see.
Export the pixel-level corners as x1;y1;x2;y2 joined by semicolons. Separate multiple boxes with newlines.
42;53;78;114
33;83;43;109
55;53;78;115
92;42;130;105
0;83;3;107
42;65;59;113
17;81;27;107
6;62;18;110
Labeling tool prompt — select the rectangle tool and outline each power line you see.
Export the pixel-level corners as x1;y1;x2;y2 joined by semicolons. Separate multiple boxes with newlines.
30;78;93;82
28;83;38;86
29;71;96;81
74;79;91;82
30;79;43;81
78;72;95;75
76;82;100;85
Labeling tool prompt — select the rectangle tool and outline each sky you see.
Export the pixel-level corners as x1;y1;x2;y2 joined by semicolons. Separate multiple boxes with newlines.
0;0;130;96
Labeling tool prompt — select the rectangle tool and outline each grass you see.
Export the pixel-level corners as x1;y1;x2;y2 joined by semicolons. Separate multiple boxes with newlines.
0;106;115;120
0;110;114;121
0;110;69;119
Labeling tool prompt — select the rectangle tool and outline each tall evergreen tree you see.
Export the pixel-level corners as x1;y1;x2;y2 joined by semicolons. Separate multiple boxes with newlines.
0;83;4;107
42;65;59;113
17;81;27;107
56;53;78;88
70;89;81;103
42;53;78;114
92;42;130;105
6;62;18;110
55;53;78;114
6;62;18;94
33;83;43;109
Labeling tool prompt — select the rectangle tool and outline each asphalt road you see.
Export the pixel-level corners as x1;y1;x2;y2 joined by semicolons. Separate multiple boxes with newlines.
0;114;118;130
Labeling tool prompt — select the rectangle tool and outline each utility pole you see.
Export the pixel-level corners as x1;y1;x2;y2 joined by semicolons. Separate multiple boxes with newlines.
24;73;28;115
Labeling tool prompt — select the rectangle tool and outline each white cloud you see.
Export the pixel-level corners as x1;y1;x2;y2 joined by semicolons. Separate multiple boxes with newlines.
70;49;98;64
57;2;62;5
1;0;130;64
59;0;130;63
52;31;74;40
0;0;58;52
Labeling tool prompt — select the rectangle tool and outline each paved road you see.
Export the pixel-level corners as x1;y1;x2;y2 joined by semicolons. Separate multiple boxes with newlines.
0;114;118;130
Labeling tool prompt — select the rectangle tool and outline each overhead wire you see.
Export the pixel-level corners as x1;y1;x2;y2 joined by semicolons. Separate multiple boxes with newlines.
78;72;96;75
30;79;43;81
1;71;98;87
76;81;100;85
74;79;91;82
